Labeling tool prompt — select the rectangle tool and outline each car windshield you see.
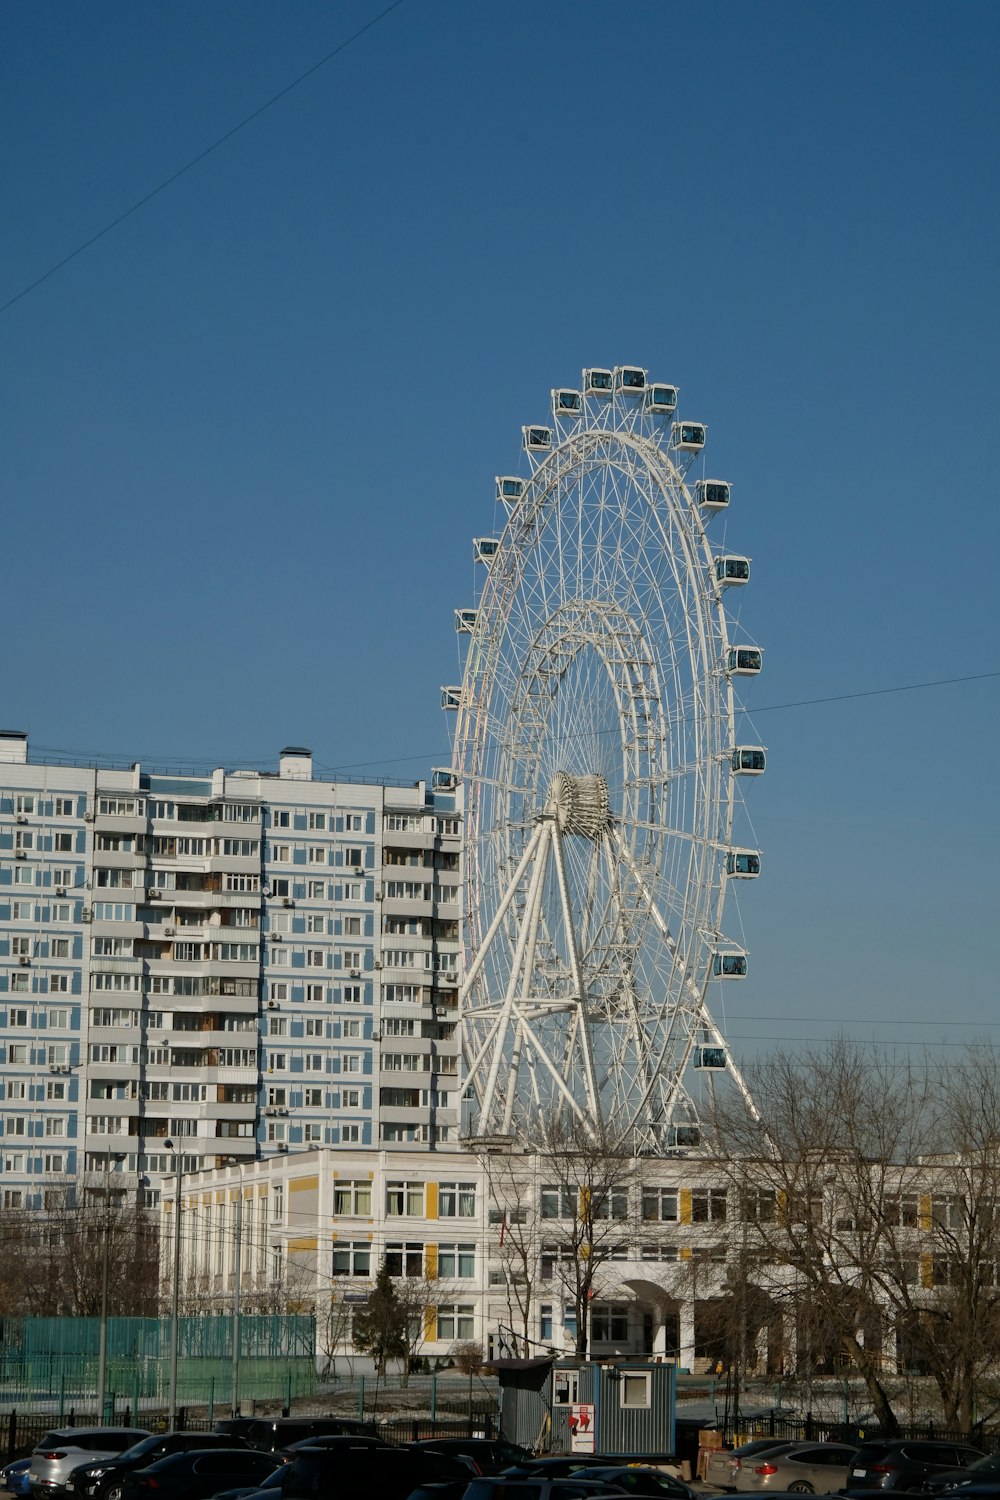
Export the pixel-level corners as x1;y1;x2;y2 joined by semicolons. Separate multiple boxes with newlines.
116;1439;163;1462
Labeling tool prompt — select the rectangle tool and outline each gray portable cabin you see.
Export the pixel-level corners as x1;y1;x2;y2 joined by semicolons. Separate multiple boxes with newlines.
491;1358;676;1459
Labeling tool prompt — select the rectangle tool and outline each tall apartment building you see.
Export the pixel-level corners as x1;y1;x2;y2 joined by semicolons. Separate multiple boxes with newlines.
0;732;462;1209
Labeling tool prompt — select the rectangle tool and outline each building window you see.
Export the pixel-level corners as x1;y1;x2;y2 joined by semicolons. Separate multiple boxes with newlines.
386;1181;425;1217
332;1240;371;1276
439;1182;476;1218
436;1304;474;1340
593;1186;628;1220
641;1188;679;1222
385;1241;423;1277
621;1372;651;1408
437;1243;475;1278
691;1187;728;1224
541;1186;575;1220
591;1304;629;1342
539;1304;553;1341
341;1124;360;1143
334;1180;372;1216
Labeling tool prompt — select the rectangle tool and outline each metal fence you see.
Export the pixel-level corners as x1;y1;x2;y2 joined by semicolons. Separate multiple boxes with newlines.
0;1315;316;1417
0;1405;499;1464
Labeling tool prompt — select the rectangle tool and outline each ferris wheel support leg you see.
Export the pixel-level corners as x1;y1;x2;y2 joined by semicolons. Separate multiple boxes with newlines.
550;821;602;1136
610;827;764;1129
514;1012;592;1132
478;822;552;1134
501;827;551;1135
460;827;543;1002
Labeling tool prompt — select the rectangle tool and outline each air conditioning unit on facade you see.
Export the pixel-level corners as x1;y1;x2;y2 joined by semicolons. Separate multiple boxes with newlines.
18;956;30;966
277;1143;288;1153
373;960;383;969
164;927;175;936
14;851;26;860
48;1064;60;1073
84;812;95;822
349;969;361;979
267;1000;277;1010
55;887;66;897
283;897;294;908
149;889;162;899
60;1065;71;1074
264;1106;277;1116
16;814;27;824
82;908;93;921
353;866;363;875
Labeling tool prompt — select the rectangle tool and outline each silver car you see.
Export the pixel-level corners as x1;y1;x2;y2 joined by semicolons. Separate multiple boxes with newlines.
705;1442;799;1490
733;1442;860;1494
29;1430;152;1499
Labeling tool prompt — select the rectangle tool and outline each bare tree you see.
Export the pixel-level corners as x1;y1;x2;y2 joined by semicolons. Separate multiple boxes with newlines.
477;1146;541;1355
710;1040;937;1434
0;1178;159;1317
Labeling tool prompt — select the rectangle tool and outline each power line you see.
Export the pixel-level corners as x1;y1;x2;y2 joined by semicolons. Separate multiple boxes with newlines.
1;0;408;318
322;665;1000;774
23;664;1000;779
744;668;1000;716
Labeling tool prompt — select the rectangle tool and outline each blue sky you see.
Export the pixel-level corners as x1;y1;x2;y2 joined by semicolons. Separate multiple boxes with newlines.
3;1;999;1062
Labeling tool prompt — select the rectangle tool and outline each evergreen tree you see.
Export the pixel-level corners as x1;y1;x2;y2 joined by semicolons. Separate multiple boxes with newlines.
352;1258;407;1375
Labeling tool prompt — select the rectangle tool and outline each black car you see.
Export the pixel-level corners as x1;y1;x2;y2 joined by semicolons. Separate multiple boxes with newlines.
211;1419;377;1453
414;1440;535;1476
68;1435;252;1500
232;1444;472;1500
926;1458;1000;1494
844;1442;986;1493
502;1460;673;1481
569;1467;697;1500
461;1480;630;1500
119;1449;280;1500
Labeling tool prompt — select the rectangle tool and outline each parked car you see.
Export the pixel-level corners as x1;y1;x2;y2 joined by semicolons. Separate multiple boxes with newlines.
231;1444;472;1500
68;1434;255;1500
414;1441;535;1476
459;1480;629;1500
30;1431;152;1499
211;1418;377;1453
2;1459;33;1497
569;1464;698;1499
119;1450;279;1500
845;1443;986;1494
733;1442;859;1494
705;1443;800;1491
926;1458;1000;1494
502;1459;676;1481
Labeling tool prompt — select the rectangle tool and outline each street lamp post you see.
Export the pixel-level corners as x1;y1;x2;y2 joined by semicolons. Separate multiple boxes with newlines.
227;1158;245;1419
96;1150;126;1421
165;1140;183;1430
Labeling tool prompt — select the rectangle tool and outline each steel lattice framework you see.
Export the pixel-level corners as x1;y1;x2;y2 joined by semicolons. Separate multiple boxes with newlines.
448;367;763;1151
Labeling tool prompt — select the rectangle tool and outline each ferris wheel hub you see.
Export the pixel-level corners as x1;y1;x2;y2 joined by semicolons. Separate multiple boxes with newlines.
546;772;612;838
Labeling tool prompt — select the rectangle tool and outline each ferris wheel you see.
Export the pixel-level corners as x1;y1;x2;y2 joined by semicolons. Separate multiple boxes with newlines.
444;364;764;1152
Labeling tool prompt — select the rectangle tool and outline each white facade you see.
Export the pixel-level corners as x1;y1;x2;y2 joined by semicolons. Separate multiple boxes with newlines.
168;1145;739;1373
0;733;462;1209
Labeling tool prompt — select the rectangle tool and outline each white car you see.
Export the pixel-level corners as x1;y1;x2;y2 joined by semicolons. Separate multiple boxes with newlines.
29;1429;152;1499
